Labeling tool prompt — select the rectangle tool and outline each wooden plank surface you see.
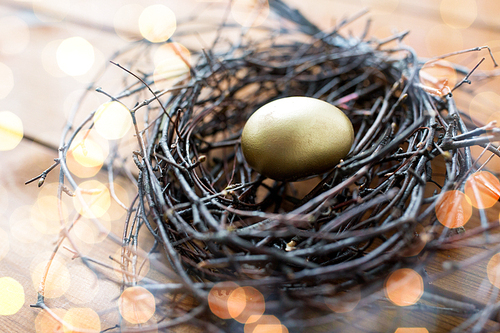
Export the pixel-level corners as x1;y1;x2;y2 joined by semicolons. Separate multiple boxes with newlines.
1;0;500;332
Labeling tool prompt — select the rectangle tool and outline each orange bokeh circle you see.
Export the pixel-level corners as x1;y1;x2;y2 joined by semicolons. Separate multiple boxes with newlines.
63;307;100;333
119;286;156;324
385;268;424;307
394;328;429;333
35;308;67;333
227;286;266;323
244;315;288;333
435;190;472;228
208;281;240;319
487;253;500;288
464;171;500;209
31;259;71;299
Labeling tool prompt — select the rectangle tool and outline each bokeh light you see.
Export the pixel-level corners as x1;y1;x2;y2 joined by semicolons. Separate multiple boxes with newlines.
464;171;500;209
435;190;472;229
69;135;106;170
139;5;177;43
32;195;70;234
487;253;500;288
35;308;67;333
37;182;59;198
384;268;424;306
253;326;289;333
71;138;105;168
119;286;156;324
440;0;477;29
9;206;42;246
0;16;30;55
73;46;104;85
153;42;191;85
41;40;66;77
73;214;111;244
93;101;132;140
477;0;500;28
67;133;108;178
469;91;500;127
56;37;95;77
227;286;266;323
0;277;24;315
395;329;429;333
419;60;457;97
231;0;270;27
425;24;463;57
325;286;361;313
0;227;9;261
63;308;101;333
0;111;23;151
36;182;74;216
208;281;240;319
73;180;111;218
244;315;288;333
31;259;71;298
32;0;70;23
153;62;190;87
113;4;144;41
60;232;95;259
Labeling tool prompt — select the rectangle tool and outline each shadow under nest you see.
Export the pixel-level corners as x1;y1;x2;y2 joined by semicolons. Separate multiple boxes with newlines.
35;1;500;332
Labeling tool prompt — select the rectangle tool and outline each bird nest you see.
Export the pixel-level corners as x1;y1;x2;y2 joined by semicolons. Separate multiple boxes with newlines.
29;1;500;332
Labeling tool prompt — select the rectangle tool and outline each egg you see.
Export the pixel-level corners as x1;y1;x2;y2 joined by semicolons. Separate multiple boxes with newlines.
241;96;354;181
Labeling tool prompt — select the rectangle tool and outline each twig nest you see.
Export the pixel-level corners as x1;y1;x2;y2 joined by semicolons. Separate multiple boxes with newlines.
241;96;354;180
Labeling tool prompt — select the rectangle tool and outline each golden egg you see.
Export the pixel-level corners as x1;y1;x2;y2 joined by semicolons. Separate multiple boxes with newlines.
241;96;354;181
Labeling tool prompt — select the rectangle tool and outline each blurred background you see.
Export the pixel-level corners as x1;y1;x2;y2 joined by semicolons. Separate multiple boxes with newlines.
1;0;500;332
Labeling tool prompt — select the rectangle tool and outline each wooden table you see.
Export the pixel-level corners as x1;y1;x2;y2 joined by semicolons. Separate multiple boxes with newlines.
1;0;500;332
